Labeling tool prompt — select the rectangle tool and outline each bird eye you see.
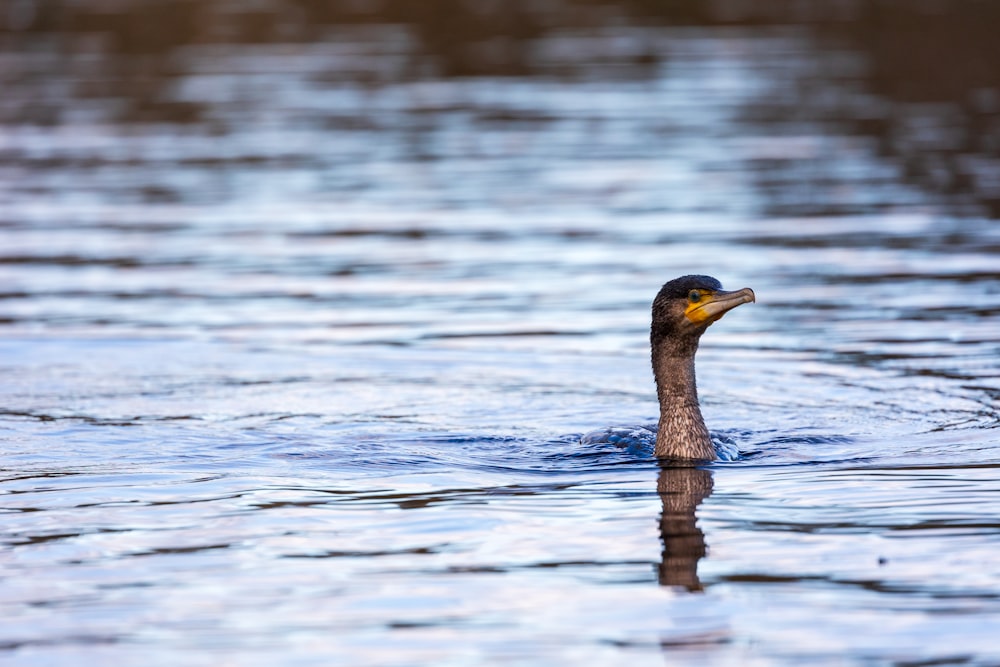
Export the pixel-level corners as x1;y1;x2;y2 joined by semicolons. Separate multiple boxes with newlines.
688;290;701;303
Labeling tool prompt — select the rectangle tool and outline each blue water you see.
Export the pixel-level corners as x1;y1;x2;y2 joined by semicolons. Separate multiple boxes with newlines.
2;6;1000;666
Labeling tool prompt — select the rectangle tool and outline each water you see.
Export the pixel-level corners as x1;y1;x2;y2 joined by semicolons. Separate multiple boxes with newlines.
2;3;1000;665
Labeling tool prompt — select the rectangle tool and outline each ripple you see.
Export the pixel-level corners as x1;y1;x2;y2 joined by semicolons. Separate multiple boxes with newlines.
2;5;1000;666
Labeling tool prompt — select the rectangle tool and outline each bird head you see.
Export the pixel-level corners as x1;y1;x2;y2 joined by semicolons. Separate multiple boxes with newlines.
651;275;755;352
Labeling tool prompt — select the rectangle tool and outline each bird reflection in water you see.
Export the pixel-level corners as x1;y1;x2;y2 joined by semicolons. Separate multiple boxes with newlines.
656;465;714;591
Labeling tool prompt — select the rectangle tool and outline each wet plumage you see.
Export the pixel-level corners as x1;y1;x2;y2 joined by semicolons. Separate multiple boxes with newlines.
583;275;755;462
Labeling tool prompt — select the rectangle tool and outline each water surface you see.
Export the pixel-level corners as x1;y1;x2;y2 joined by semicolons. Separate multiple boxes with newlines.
2;3;999;665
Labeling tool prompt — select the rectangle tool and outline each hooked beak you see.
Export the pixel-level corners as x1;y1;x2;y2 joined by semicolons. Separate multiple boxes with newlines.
685;287;755;325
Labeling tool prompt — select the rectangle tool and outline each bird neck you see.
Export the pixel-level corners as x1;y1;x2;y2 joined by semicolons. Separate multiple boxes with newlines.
651;345;715;460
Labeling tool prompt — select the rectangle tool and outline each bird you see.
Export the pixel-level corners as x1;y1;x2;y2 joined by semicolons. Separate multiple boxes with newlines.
582;275;755;462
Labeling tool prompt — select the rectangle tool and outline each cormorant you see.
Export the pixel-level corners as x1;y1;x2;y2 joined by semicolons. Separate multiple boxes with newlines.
582;275;755;461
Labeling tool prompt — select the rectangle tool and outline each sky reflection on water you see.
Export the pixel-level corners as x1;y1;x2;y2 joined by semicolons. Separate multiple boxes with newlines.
1;2;999;665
